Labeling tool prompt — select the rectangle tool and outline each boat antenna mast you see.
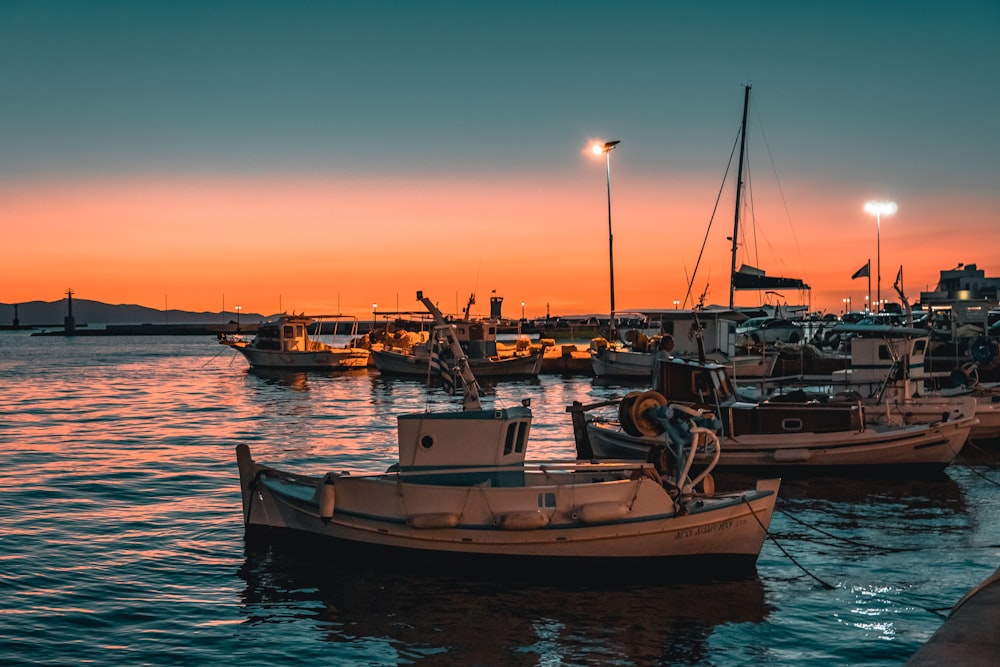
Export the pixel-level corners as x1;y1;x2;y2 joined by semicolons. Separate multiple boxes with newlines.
417;291;483;411
729;84;751;309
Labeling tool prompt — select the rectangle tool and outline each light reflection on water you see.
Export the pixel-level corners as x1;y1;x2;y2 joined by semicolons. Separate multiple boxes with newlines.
0;332;997;666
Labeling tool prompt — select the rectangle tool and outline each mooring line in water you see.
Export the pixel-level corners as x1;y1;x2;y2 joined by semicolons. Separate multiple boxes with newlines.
743;498;836;590
776;509;910;553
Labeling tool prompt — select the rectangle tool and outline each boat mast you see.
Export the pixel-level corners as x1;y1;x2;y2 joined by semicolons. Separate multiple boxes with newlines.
729;85;751;309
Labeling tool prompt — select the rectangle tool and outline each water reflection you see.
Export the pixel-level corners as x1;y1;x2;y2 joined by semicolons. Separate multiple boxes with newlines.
238;539;772;666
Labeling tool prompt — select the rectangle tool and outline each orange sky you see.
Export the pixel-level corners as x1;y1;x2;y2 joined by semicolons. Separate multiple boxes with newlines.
3;171;997;320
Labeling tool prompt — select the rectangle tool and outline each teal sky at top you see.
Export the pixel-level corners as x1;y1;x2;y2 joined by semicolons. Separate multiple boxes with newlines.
1;0;998;192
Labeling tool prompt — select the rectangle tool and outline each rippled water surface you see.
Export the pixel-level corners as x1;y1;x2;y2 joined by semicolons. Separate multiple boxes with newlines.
1;333;997;666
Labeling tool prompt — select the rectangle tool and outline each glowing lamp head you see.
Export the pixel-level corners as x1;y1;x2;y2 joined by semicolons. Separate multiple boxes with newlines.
590;140;620;155
864;200;897;216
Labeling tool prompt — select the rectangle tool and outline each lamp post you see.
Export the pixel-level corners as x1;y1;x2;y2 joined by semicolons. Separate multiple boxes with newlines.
592;139;620;341
235;305;242;333
521;301;525;321
372;303;377;330
673;300;680;309
864;200;897;313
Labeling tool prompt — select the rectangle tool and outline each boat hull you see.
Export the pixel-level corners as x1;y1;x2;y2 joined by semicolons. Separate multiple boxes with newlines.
592;349;777;380
237;445;779;563
233;345;370;370
586;417;973;470
372;349;543;378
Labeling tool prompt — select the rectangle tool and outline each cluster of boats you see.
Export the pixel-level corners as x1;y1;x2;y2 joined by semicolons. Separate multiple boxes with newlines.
232;292;997;573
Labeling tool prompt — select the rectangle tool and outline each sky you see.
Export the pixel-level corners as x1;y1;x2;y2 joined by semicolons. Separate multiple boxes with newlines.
2;0;998;321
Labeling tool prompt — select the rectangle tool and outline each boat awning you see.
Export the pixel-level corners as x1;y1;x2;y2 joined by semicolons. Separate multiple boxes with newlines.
732;265;810;291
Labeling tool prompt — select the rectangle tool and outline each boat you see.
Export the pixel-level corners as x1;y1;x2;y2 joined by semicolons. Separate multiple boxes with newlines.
220;313;370;370
758;324;979;428
371;293;545;379
572;313;975;472
235;291;781;573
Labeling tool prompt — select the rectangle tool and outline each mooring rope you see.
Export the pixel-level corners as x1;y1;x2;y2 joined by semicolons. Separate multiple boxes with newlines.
742;497;836;590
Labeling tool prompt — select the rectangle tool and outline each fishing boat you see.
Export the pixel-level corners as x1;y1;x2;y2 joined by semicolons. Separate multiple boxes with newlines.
371;294;544;378
236;291;781;572
572;313;975;472
220;313;370;370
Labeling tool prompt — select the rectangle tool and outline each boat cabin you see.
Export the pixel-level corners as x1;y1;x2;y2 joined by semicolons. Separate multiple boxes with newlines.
652;356;863;437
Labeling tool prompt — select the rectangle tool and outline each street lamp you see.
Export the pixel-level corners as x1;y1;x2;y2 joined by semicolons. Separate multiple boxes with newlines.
235;305;242;333
673;300;680;309
521;301;525;321
372;303;378;329
592;139;620;340
864;200;897;313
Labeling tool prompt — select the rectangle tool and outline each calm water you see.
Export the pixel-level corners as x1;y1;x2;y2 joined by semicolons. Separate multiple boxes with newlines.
1;332;997;666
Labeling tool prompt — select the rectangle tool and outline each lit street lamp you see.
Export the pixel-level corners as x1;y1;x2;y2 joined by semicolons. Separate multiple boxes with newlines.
592;139;620;340
521;301;525;321
235;305;242;333
673;300;680;309
372;303;378;330
864;200;897;313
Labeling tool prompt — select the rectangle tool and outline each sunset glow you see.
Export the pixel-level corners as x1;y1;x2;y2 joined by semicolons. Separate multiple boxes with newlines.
1;3;997;321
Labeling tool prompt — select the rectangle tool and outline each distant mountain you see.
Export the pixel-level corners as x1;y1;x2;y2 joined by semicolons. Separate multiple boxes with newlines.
0;299;269;326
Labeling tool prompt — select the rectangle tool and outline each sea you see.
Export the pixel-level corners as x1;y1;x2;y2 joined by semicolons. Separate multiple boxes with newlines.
1;332;997;666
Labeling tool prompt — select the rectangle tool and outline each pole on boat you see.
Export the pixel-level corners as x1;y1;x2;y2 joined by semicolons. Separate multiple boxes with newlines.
592;139;620;342
416;291;483;411
729;85;751;310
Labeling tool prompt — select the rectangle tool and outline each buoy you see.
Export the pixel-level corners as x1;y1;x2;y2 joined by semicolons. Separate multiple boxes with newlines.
572;501;629;524
319;478;336;520
408;513;460;529
499;511;549;530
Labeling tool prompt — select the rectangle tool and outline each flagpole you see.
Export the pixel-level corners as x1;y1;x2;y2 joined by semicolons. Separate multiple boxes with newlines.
867;259;872;314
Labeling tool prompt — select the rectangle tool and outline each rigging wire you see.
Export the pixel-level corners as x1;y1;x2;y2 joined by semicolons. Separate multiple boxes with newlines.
684;124;741;309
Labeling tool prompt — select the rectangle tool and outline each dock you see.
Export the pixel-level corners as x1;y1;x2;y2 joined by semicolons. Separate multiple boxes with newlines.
906;564;1000;665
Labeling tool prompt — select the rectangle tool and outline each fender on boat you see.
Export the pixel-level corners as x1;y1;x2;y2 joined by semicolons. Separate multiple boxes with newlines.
408;512;460;529
500;511;549;530
572;501;630;524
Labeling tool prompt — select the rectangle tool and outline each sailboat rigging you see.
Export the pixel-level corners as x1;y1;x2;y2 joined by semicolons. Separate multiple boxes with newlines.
688;85;810;311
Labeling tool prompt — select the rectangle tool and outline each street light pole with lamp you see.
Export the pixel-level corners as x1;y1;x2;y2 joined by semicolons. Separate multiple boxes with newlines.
591;139;620;341
864;200;897;313
235;305;242;333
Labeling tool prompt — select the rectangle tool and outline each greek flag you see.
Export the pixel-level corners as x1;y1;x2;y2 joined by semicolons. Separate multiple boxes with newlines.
430;347;455;395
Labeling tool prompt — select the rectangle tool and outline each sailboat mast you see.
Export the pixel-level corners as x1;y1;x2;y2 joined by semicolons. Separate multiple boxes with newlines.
729;85;751;309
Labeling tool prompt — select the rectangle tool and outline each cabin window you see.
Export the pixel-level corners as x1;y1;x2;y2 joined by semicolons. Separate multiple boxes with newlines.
421;435;434;449
913;340;926;355
515;422;528;453
503;424;517;455
283;325;295;338
537;492;556;509
781;418;804;432
878;345;892;360
693;372;711;396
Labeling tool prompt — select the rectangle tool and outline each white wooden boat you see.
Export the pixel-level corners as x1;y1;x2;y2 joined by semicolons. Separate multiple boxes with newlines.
764;326;984;433
573;327;975;472
371;309;544;379
221;314;370;370
236;292;780;571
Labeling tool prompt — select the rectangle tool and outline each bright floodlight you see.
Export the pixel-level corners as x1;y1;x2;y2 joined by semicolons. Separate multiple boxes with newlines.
864;201;897;216
591;140;620;155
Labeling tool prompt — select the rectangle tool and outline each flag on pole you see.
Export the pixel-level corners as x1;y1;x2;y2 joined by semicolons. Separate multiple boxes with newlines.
430;345;455;395
851;261;870;280
894;265;903;289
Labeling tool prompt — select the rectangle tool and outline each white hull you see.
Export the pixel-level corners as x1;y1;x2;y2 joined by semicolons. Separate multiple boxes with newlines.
235;346;370;370
372;349;543;378
237;445;779;562
592;349;776;379
586;417;973;469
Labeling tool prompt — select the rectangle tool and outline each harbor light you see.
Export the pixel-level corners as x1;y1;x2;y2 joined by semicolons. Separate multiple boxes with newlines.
235;305;242;333
591;139;620;340
864;200;897;313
